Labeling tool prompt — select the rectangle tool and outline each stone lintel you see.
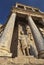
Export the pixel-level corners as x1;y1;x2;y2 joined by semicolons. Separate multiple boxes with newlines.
11;7;44;18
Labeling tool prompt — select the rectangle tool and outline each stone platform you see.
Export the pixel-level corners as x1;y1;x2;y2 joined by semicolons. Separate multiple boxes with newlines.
0;56;44;65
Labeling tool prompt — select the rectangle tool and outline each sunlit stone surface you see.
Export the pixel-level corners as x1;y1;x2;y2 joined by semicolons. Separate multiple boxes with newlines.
0;13;16;57
0;3;44;65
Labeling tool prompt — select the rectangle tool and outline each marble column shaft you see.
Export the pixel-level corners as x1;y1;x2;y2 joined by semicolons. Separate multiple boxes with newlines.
0;13;16;57
28;16;44;58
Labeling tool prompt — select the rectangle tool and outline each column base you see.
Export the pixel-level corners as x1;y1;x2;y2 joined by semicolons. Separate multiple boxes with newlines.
38;51;44;59
0;47;12;57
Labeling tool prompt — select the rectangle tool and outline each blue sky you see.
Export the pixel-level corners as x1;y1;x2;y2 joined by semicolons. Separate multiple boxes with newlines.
0;0;44;24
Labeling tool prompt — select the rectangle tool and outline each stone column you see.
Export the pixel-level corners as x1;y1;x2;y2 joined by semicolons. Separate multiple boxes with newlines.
39;19;44;26
0;13;16;57
28;16;44;58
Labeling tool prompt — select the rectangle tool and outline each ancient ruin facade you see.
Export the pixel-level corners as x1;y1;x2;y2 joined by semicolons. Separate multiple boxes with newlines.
0;3;44;65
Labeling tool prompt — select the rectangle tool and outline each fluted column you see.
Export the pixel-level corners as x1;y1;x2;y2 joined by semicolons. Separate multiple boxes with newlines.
0;13;16;57
28;16;44;58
